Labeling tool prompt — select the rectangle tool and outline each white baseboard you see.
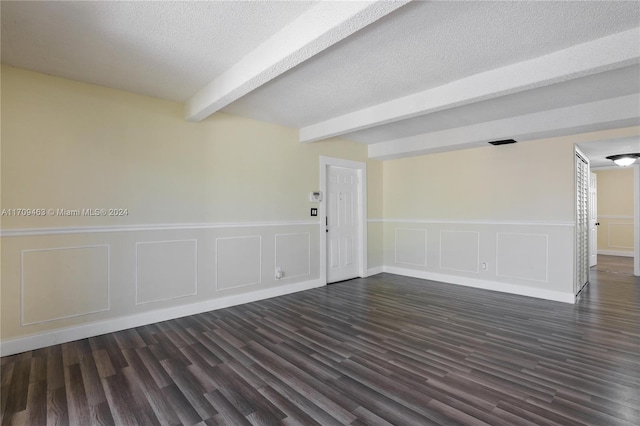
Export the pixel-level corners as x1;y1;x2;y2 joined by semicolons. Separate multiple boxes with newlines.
366;266;384;276
1;264;577;356
0;279;324;357
383;266;575;304
598;250;634;258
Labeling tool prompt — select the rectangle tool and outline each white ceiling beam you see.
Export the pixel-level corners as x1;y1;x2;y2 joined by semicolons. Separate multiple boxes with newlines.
301;27;640;143
185;0;410;122
368;94;640;160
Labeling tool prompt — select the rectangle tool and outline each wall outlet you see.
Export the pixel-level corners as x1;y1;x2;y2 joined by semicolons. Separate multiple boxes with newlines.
275;267;283;280
481;262;488;270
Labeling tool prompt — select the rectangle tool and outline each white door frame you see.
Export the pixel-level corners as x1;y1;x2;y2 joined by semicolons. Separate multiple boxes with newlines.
319;156;367;285
588;172;598;268
580;156;639;278
635;163;640;276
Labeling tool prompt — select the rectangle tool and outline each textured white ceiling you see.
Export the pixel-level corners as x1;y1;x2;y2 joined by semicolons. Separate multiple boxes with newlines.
222;0;640;127
579;137;640;168
345;65;640;144
2;0;639;159
1;1;316;102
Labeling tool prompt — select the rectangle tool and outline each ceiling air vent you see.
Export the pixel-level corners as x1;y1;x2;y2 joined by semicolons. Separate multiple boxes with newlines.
488;139;517;146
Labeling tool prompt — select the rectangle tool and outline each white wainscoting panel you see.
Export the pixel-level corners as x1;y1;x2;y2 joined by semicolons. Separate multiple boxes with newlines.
216;236;262;290
136;240;198;305
395;228;427;266
275;233;311;280
21;245;110;325
609;223;634;249
496;233;548;282
439;230;479;273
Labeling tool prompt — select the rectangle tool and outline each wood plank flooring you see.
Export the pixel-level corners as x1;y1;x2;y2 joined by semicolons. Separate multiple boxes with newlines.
2;256;639;425
592;254;635;276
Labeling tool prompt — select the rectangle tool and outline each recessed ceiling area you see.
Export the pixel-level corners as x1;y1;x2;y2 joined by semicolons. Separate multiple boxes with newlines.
578;137;640;168
2;0;639;160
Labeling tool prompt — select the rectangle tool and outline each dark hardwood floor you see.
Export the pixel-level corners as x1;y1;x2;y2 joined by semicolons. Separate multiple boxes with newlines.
591;254;635;276
2;256;639;425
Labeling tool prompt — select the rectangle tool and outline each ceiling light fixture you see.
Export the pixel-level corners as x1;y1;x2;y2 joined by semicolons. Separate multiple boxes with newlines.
606;153;640;167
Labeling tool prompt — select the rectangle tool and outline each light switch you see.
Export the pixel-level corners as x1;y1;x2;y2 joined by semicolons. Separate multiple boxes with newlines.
310;208;318;216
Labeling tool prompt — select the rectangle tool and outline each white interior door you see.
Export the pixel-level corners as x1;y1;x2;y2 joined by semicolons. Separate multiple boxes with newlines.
589;172;598;267
327;166;360;283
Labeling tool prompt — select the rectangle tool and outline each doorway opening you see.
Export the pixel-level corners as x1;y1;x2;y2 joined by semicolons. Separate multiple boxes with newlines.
576;140;640;281
590;166;637;277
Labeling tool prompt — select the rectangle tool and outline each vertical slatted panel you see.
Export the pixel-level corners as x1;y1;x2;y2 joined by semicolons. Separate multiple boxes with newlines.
575;152;589;295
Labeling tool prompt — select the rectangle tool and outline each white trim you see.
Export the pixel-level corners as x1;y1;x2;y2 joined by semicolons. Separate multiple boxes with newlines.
591;165;623;171
383;266;574;304
598;250;634;257
319;156;368;285
598;215;633;220
275;232;311;280
21;245;111;326
2;219;575;237
608;222;634;249
0;220;320;237
215;235;263;291
135;239;198;305
0;278;324;357
367;266;384;276
634;164;640;276
495;233;549;283
373;218;575;227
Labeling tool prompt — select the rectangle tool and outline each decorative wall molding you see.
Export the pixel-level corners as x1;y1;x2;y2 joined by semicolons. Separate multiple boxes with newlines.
1;278;324;357
383;266;574;304
21;245;111;326
608;222;634;249
496;233;549;283
135;239;198;305
275;232;311;280
215;235;262;291
439;230;480;273
372;218;575;227
598;250;634;257
0;220;320;237
394;228;427;267
598;215;633;220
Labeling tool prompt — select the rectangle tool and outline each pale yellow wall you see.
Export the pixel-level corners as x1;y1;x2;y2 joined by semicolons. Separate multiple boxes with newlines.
596;168;634;216
595;168;634;253
3;64;639;345
383;137;577;222
1;66;385;344
1;65;382;228
383;129;640;222
381;127;640;300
